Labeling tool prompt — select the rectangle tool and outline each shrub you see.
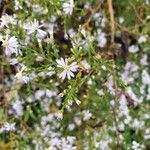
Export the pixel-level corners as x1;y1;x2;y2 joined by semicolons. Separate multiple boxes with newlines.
0;0;149;149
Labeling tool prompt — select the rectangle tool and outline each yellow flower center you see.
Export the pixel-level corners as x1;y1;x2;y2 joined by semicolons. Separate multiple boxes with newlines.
64;65;70;71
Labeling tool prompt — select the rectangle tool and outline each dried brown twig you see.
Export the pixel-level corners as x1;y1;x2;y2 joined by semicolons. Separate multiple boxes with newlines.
107;0;115;44
82;0;105;29
107;0;120;148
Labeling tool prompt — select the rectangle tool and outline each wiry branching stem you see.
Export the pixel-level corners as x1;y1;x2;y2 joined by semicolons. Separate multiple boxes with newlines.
107;0;120;148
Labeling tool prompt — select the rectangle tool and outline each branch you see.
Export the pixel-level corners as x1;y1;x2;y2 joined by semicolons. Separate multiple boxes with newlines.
0;0;6;17
107;0;120;148
107;0;115;43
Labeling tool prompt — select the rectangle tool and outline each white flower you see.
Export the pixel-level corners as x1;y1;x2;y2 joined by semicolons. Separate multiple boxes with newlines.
119;94;129;116
99;141;109;150
1;34;20;56
138;35;147;44
56;57;78;80
35;90;45;100
97;89;104;96
74;117;81;126
49;137;62;147
63;0;74;15
132;119;144;129
132;141;140;150
32;5;44;13
36;55;44;62
128;45;139;53
119;17;124;24
12;100;24;116
81;59;91;70
24;19;46;37
0;14;15;27
140;55;148;66
47;146;54;150
83;110;92;121
15;65;29;84
97;29;107;48
1;122;16;132
142;70;150;85
101;65;106;70
46;67;55;77
105;75;115;95
56;111;63;120
68;123;75;131
144;129;150;140
145;0;149;5
9;58;18;65
19;76;30;83
126;88;139;106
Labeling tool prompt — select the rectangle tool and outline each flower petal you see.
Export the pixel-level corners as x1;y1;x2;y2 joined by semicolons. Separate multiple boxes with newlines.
59;71;66;80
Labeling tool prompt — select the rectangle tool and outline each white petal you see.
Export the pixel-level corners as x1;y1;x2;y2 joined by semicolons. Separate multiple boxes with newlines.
61;57;66;66
59;71;67;80
70;62;77;67
5;47;11;55
28;29;35;35
69;71;74;77
56;59;64;67
39;24;44;28
37;29;47;37
70;65;78;72
67;72;71;80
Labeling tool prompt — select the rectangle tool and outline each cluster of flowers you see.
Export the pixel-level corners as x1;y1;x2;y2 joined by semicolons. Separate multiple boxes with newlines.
0;0;149;149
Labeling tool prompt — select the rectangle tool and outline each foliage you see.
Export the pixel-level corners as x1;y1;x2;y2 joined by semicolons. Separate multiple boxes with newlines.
0;0;150;149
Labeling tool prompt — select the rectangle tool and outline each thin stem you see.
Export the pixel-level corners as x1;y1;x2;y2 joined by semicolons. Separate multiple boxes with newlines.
107;0;120;148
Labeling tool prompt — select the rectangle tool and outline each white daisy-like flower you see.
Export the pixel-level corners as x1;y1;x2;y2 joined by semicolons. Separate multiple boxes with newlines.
138;35;147;44
1;122;16;132
12;100;24;117
9;58;18;65
1;34;20;56
0;14;15;27
56;111;63;120
97;29;107;48
24;19;46;37
56;57;78;80
63;0;74;15
128;45;139;53
83;110;92;121
15;65;29;84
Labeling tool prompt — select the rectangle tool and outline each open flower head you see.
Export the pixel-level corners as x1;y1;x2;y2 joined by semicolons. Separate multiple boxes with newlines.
56;57;78;80
1;34;20;56
15;65;29;84
24;19;46;37
0;14;15;27
1;122;16;132
63;0;74;15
